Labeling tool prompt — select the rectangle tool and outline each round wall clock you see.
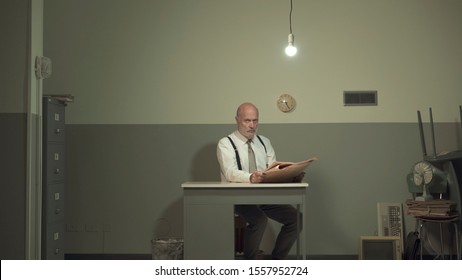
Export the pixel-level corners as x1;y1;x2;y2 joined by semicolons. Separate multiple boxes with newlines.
277;93;296;113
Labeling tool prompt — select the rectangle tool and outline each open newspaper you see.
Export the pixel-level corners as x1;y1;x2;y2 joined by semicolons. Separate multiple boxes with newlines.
261;156;318;183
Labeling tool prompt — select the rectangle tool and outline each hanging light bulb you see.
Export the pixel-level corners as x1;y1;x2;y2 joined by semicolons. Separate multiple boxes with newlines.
285;33;297;56
284;0;297;57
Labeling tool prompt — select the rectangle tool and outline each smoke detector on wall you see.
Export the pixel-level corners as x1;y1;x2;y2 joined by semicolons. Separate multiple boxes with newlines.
35;56;52;79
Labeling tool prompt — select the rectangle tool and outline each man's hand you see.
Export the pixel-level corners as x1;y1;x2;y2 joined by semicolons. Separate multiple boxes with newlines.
250;171;266;183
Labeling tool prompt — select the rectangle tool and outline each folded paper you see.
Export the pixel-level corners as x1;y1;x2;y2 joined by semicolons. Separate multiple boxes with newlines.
261;157;318;183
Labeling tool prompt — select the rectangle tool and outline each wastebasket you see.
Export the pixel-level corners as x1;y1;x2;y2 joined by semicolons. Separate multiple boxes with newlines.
151;238;184;260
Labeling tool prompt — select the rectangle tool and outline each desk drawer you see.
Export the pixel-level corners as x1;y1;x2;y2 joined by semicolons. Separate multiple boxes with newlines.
43;182;65;224
44;143;65;182
42;223;65;260
43;97;65;142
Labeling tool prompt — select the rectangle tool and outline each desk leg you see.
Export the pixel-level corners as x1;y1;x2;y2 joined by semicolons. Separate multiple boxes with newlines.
184;204;235;260
296;203;306;260
302;194;307;260
296;204;301;259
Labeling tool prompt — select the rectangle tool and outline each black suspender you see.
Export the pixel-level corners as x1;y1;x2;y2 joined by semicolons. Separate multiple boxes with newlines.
256;135;267;152
227;136;242;170
227;135;267;171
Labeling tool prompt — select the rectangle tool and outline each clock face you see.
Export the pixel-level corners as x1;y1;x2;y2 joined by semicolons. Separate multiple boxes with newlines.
277;94;296;112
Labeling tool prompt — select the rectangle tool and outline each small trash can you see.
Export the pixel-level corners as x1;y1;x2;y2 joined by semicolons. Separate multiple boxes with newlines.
151;238;184;260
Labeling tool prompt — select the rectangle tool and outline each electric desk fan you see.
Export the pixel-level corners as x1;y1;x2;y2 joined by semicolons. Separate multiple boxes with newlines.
411;161;446;201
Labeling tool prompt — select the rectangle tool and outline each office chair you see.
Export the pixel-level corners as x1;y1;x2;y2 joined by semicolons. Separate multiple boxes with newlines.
234;214;246;256
406;173;461;260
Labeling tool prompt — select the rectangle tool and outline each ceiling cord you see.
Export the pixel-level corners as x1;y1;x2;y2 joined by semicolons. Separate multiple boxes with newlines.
289;0;293;34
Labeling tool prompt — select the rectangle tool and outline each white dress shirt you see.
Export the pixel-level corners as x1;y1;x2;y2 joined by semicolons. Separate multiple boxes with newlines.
217;130;276;182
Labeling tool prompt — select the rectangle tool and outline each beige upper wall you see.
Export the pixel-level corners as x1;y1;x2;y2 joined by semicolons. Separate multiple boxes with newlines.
0;0;43;115
1;0;29;113
43;0;462;124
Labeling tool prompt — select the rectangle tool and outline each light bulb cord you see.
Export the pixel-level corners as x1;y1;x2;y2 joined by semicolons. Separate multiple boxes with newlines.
289;0;293;34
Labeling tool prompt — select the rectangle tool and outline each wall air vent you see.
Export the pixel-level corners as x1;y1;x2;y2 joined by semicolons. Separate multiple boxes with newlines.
343;91;377;106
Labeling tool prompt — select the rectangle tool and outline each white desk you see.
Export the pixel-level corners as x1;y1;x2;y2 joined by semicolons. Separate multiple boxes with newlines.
182;182;309;260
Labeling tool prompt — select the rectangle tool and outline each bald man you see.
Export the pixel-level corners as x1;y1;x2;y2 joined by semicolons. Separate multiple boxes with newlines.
216;102;302;259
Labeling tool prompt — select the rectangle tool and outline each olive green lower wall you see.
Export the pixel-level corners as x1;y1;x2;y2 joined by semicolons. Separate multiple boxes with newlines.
1;119;460;257
63;122;461;255
0;114;27;259
1;113;41;260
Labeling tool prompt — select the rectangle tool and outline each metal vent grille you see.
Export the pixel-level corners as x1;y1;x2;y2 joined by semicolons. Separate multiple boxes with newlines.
344;91;377;106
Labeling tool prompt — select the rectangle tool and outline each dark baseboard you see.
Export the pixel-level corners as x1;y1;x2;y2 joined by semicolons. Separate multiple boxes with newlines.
65;253;457;260
65;253;358;260
65;254;152;260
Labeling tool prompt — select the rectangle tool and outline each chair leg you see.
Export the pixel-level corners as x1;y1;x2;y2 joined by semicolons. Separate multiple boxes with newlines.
453;223;460;260
419;220;423;260
439;223;444;259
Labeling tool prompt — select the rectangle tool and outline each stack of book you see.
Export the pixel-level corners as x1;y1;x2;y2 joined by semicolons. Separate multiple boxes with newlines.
405;199;458;218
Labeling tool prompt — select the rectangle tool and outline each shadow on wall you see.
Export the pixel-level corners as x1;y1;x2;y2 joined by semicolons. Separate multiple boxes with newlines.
152;197;184;239
455;122;462;148
151;142;220;244
190;142;221;181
